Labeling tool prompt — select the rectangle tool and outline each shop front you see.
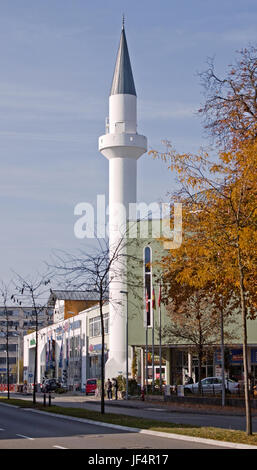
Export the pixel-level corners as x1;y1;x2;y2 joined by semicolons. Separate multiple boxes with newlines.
251;349;257;384
88;342;108;379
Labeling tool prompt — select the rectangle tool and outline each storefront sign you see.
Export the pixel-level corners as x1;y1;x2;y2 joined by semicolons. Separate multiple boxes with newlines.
89;343;107;354
30;339;36;346
70;320;81;330
230;349;243;364
147;353;166;366
215;348;243;365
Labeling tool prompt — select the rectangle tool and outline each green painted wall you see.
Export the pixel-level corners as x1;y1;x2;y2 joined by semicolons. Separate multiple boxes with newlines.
126;219;257;348
127;220;172;347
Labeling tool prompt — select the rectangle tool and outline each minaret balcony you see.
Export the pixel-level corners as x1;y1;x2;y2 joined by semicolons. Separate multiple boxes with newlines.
98;132;147;160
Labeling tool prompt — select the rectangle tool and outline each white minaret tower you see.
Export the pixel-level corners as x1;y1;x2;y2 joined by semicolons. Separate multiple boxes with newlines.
99;21;147;378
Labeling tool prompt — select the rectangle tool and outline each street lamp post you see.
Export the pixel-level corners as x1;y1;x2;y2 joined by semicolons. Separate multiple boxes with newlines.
3;349;8;397
16;336;20;385
120;290;128;400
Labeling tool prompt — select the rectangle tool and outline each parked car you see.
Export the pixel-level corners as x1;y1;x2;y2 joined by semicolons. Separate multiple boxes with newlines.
59;382;68;390
85;378;98;395
41;378;60;393
184;377;240;395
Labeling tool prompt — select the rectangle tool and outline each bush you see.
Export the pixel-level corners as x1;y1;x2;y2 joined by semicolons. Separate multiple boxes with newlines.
116;375;126;392
128;379;139;395
115;376;140;395
55;387;67;394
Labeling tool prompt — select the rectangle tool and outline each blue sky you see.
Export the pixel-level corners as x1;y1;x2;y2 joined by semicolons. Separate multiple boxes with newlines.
1;0;257;286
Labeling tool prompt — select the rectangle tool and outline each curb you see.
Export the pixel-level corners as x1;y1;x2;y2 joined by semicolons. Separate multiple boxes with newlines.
0;402;20;409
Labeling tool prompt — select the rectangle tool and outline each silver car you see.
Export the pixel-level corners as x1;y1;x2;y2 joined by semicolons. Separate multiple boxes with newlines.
184;376;240;394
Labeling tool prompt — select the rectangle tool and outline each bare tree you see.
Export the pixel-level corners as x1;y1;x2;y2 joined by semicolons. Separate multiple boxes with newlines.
198;46;257;150
0;281;15;399
52;235;142;414
12;272;52;404
164;287;238;390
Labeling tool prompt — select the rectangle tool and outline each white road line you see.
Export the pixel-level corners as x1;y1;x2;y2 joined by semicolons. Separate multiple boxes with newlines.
0;428;5;431
16;434;34;440
146;408;166;412
53;445;68;449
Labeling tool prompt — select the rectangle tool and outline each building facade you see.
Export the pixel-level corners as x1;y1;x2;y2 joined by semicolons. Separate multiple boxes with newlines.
126;226;257;386
23;302;109;391
0;305;53;386
23;232;257;389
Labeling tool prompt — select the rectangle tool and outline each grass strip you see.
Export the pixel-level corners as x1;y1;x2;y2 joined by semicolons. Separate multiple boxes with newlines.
1;397;257;447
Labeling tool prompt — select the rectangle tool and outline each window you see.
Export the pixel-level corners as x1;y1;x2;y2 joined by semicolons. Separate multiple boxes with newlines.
8;321;19;327
104;316;109;334
89;314;109;338
115;121;125;133
0;344;17;352
0;357;16;365
203;378;212;385
94;320;101;337
144;246;152;327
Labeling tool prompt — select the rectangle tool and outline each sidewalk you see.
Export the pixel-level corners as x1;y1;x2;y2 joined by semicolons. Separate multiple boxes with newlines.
35;391;257;417
86;396;257;416
5;390;257;417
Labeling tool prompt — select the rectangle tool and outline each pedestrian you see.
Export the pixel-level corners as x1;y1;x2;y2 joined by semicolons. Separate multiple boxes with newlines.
107;378;112;400
185;374;193;385
112;378;118;400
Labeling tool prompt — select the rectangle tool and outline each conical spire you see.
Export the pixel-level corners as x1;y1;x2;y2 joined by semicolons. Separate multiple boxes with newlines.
110;24;136;96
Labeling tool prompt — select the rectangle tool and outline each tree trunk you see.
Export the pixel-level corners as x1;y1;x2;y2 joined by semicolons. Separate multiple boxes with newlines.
100;297;105;414
33;300;38;405
197;311;203;395
220;307;226;407
33;332;37;404
198;346;203;395
6;308;10;400
238;248;252;435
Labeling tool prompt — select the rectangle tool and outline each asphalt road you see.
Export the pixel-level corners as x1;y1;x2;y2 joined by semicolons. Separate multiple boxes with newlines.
0;403;231;449
84;402;255;432
23;393;257;433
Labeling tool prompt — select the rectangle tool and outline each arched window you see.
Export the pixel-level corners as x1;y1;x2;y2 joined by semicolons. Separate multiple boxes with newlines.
144;246;152;327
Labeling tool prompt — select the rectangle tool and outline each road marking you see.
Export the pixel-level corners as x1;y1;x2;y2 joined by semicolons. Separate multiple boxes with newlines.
0;428;5;431
53;445;68;449
146;408;166;412
16;434;34;440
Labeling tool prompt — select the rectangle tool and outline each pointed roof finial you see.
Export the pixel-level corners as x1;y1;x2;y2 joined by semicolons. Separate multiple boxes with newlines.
110;20;136;96
122;14;125;30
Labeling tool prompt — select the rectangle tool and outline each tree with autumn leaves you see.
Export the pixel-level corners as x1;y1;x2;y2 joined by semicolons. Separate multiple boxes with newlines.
151;46;257;435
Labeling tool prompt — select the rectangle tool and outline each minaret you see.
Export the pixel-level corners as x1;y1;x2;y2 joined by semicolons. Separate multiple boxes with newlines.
99;22;147;378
